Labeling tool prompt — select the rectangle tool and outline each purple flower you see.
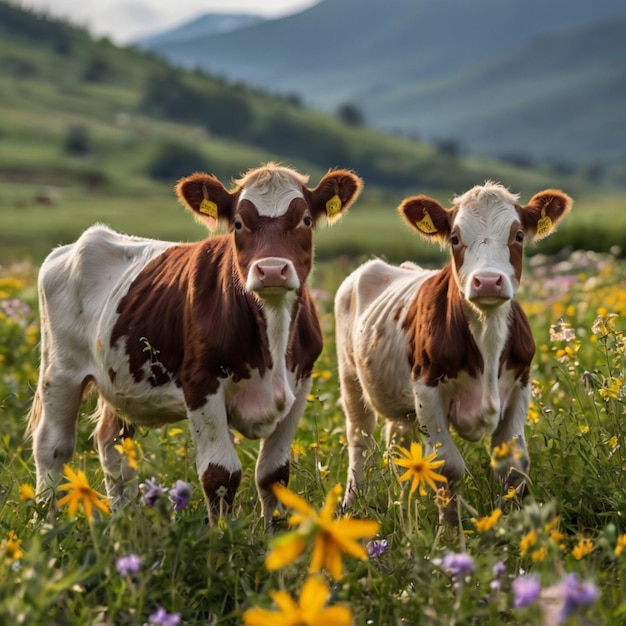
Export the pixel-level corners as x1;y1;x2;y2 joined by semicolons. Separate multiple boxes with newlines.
558;573;599;622
439;551;475;579
492;561;506;578
115;554;141;576
513;574;541;608
140;477;168;508
149;607;181;626
367;538;389;558
169;480;192;511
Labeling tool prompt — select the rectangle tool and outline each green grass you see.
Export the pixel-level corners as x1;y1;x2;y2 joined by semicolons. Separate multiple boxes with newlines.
2;248;626;624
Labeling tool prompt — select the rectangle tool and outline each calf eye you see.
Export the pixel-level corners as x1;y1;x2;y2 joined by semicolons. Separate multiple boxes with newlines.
450;233;460;246
303;215;313;227
233;218;244;233
515;230;524;243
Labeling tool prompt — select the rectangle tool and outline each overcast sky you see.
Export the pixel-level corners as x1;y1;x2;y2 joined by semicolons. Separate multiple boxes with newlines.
16;0;319;43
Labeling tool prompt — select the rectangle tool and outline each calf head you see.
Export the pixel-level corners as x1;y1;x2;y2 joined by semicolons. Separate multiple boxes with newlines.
177;163;362;300
399;182;572;311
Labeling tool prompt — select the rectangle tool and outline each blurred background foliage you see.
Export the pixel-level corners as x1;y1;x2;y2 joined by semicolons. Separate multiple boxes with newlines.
0;2;625;267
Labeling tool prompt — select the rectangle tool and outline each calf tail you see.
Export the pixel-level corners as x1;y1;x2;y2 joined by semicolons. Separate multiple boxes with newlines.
25;388;43;438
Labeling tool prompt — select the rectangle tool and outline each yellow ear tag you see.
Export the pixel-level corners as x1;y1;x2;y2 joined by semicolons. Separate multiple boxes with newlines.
416;209;438;234
199;198;218;229
536;215;553;236
326;194;342;217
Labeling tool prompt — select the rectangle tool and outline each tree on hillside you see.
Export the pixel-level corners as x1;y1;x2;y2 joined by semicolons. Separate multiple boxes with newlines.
337;103;365;127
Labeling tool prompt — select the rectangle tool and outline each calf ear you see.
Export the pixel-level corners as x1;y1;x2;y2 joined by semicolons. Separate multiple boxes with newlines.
306;169;363;225
398;195;452;245
520;189;573;241
176;173;235;232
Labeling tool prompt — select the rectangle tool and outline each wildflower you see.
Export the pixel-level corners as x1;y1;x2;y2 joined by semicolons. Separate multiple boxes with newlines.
140;477;168;508
169;480;192;511
394;442;447;496
546;518;566;550
1;530;23;562
366;538;389;558
520;530;538;557
266;483;379;581
615;534;626;557
148;607;181;626
531;546;548;563
572;537;593;560
549;319;576;342
243;574;352;626
503;486;517;500
557;573;599;623
472;508;502;533
114;437;140;471
18;483;35;501
57;465;110;519
489;561;506;591
599;377;623;402
492;441;510;460
116;554;142;576
608;435;619;449
592;313;617;336
512;574;541;608
438;551;475;580
526;405;540;424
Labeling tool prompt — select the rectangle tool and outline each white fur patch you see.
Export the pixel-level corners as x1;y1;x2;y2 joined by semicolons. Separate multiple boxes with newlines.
239;185;303;217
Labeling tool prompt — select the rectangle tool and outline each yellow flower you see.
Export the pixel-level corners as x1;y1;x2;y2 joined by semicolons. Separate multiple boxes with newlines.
243;575;352;626
492;442;510;460
57;465;110;520
18;483;35;501
572;538;593;560
1;530;23;562
503;486;518;501
266;484;379;581
394;442;447;496
472;508;502;533
114;437;140;471
527;406;540;424
520;530;538;557
608;435;619;449
531;546;548;563
615;534;626;557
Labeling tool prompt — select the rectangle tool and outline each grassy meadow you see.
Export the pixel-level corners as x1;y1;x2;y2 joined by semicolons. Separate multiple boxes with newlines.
2;226;626;624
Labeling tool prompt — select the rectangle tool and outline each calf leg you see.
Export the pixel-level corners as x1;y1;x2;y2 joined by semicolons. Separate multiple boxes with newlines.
256;379;311;531
94;397;137;507
30;371;86;495
341;374;377;509
188;396;242;525
414;383;465;523
491;384;531;493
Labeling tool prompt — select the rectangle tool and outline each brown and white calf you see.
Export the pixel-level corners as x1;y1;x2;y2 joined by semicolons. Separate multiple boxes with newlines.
336;182;571;511
27;163;362;528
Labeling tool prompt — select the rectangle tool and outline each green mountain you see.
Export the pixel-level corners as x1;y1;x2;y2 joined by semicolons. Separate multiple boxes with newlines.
141;0;626;166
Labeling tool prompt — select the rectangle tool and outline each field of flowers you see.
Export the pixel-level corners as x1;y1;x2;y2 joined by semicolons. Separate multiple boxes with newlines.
2;248;626;625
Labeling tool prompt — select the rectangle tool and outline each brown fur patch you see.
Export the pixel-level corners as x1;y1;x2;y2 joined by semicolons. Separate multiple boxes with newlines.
257;462;290;495
201;464;242;511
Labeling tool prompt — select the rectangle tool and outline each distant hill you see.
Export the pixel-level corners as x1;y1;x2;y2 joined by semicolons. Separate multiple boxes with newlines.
140;0;626;165
137;13;266;49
